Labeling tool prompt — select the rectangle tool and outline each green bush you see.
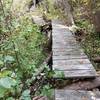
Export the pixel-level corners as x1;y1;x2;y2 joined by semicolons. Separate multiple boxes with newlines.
0;14;47;99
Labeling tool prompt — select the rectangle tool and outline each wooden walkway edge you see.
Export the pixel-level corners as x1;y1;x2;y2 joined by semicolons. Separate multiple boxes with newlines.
52;19;96;78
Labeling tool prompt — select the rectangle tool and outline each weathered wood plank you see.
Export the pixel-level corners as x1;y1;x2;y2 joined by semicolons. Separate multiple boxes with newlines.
55;90;100;100
53;37;78;41
53;59;93;70
53;55;88;60
53;59;91;64
53;42;78;47
53;50;85;56
53;37;75;42
53;33;72;36
53;39;76;43
53;29;71;32
53;64;94;70
53;48;85;53
52;44;81;49
54;70;96;78
53;48;84;53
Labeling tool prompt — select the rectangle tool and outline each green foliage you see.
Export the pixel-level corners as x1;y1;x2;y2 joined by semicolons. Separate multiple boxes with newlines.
0;0;55;99
40;85;53;99
0;17;47;98
75;19;90;28
0;77;16;97
38;0;64;19
54;70;65;78
35;82;53;99
75;19;100;58
0;2;48;99
20;89;31;100
70;0;100;67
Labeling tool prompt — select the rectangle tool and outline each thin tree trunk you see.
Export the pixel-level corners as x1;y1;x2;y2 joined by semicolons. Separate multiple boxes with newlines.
33;0;36;8
62;0;75;25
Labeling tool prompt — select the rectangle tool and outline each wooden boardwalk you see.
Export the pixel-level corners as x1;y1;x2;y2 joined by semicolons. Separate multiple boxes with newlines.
52;20;96;78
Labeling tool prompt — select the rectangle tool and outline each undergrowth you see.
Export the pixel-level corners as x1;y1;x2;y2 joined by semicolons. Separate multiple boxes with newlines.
0;0;55;99
75;19;100;69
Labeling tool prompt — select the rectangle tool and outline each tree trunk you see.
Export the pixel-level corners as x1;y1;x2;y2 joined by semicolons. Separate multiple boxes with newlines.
62;0;74;25
33;0;36;8
88;0;100;37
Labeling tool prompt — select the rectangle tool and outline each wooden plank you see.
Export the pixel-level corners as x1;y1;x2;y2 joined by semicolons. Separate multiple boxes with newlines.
55;90;100;100
53;29;71;31
53;50;85;56
53;42;78;47
53;46;80;49
53;59;91;65
54;70;96;78
53;45;86;54
53;38;76;41
53;48;83;53
53;55;88;60
53;42;77;45
53;37;75;42
53;64;94;70
53;33;72;36
53;33;73;37
53;39;77;43
52;44;81;49
53;40;76;44
53;39;76;43
53;59;93;70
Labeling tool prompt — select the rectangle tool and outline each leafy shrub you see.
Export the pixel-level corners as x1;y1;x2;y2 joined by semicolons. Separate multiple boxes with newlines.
0;13;47;99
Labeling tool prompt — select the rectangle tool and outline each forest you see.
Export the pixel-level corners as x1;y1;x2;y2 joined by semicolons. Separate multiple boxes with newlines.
0;0;100;100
